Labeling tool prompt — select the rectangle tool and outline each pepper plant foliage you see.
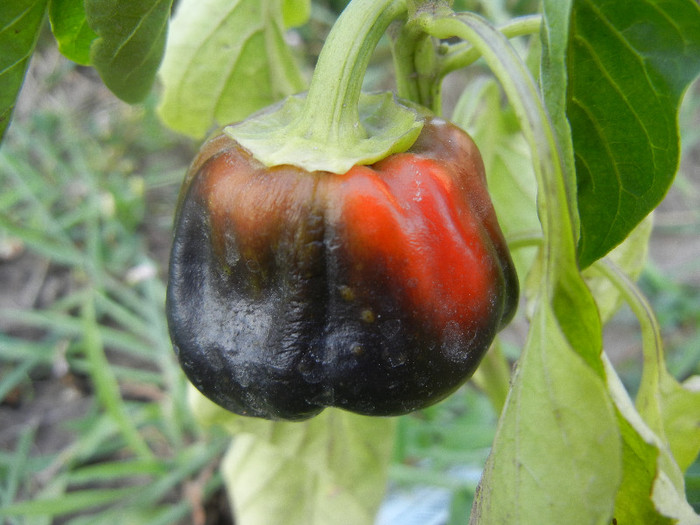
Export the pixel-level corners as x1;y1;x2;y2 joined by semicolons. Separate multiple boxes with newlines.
3;0;700;523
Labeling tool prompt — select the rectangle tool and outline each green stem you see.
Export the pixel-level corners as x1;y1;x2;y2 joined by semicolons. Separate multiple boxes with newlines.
506;230;543;252
392;28;437;110
392;14;542;114
592;259;666;433
300;0;407;144
441;15;542;76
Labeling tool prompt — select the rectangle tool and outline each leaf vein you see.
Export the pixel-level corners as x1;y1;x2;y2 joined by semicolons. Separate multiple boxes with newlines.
569;98;624;250
104;0;167;67
0;2;38;34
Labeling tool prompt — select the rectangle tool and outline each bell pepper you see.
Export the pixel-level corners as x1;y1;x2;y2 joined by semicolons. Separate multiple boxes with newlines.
166;114;518;420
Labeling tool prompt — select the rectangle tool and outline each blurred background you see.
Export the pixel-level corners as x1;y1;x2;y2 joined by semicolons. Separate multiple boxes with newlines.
1;1;698;523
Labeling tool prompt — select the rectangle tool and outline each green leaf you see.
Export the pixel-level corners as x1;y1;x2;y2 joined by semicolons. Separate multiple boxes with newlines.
470;303;621;524
190;388;396;525
158;0;306;138
568;0;700;268
85;0;172;103
615;416;673;524
0;0;49;142
283;0;311;28
48;0;97;65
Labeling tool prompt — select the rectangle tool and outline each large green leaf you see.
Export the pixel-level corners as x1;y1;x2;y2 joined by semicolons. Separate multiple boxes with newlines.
48;0;97;65
85;0;172;103
190;389;396;525
158;0;306;138
0;0;49;143
568;0;700;268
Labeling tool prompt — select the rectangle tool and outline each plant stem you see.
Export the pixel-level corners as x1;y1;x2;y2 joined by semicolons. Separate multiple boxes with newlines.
301;0;407;144
392;14;542;114
441;15;542;76
592;259;667;431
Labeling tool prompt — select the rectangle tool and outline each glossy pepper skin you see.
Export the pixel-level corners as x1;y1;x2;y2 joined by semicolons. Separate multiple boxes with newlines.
166;117;518;421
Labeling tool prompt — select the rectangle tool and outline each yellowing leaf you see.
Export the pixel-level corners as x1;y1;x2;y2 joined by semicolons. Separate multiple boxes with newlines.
659;376;700;473
604;356;699;524
595;260;700;522
470;303;621;524
158;0;305;138
190;387;396;525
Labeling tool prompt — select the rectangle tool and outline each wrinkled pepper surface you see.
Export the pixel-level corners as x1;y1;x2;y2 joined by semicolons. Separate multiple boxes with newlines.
166;116;518;420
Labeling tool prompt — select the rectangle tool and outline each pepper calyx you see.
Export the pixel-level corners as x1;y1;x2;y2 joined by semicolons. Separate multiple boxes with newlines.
225;91;424;174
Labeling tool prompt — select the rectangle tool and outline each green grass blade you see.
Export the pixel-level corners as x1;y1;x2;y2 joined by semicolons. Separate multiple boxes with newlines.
0;424;37;507
0;486;141;517
81;294;153;458
67;458;168;485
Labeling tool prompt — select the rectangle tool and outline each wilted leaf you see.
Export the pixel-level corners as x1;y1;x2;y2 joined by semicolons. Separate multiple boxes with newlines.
190;388;396;525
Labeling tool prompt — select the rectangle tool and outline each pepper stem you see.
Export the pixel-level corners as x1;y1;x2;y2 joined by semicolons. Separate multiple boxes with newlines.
301;0;408;144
